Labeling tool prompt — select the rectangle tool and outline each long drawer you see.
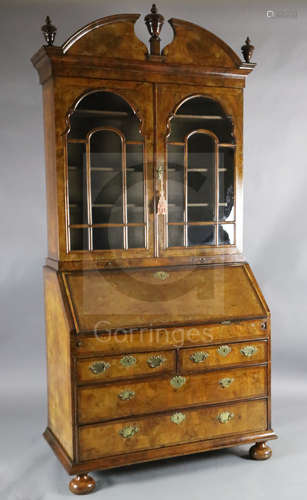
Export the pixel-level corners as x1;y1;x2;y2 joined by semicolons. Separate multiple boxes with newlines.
180;341;267;373
78;399;268;461
77;350;176;383
73;319;268;356
78;365;267;424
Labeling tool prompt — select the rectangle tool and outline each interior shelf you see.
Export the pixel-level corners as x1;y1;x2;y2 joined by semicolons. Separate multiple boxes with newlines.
75;109;129;118
175;114;223;120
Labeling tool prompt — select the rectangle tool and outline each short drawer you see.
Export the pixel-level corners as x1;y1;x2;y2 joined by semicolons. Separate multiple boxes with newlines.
78;399;268;460
180;341;267;373
78;365;267;424
77;350;176;384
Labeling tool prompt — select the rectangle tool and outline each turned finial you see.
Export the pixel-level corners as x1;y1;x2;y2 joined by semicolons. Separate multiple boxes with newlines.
241;36;254;63
145;4;164;56
41;16;57;46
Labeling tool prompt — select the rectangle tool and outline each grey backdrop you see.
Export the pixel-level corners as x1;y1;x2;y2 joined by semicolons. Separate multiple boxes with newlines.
1;0;307;498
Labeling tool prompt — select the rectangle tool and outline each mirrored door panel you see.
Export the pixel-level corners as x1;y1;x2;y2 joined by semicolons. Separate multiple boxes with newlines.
67;91;148;253
165;95;236;249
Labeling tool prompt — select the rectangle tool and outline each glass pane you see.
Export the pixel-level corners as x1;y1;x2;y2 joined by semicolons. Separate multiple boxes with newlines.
168;225;184;247
90;131;123;224
127;144;144;223
169;96;234;144
93;227;123;250
68;91;143;141
128;226;145;248
70;228;89;251
188;225;215;246
218;224;235;245
167;145;184;222
68;143;87;225
187;134;215;222
219;147;235;221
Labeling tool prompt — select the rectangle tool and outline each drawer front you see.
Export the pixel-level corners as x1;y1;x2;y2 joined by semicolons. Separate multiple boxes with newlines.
79;399;268;460
181;341;267;373
73;319;268;356
77;350;176;383
78;365;267;423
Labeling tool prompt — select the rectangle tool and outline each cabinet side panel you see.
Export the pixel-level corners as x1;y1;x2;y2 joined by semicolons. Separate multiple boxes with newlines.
44;267;73;459
42;79;59;260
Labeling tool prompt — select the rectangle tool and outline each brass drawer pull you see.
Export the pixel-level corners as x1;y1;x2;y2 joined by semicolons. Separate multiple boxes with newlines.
217;345;232;357
219;377;234;388
118;390;135;401
147;354;166;368
170;375;186;389
120;355;137;367
154;271;169;280
218;411;234;424
171;412;186;424
190;351;209;363
240;345;258;357
119;425;139;439
89;361;111;375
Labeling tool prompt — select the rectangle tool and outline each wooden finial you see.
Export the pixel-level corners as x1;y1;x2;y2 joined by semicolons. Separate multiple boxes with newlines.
41;16;57;46
241;36;254;63
145;4;164;56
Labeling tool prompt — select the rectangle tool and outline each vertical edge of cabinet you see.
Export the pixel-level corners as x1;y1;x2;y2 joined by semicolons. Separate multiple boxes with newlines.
42;78;60;261
43;267;74;460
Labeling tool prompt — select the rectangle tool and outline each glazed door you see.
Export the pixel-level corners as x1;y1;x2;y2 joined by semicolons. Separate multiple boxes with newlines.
155;84;243;259
63;81;154;261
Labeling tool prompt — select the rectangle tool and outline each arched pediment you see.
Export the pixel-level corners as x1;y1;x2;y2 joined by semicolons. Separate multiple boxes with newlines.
162;18;241;68
62;14;148;60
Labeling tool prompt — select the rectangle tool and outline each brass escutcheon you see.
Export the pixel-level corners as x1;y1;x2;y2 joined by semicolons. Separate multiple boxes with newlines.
119;425;139;439
171;412;186;425
218;411;234;424
170;375;186;389
190;351;209;363
217;345;232;357
147;354;166;368
118;390;135;401
153;271;169;280
120;355;137;367
240;345;258;357
219;377;234;388
89;361;111;375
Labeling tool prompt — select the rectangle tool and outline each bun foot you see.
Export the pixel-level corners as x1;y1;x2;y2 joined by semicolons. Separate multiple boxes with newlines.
69;474;96;495
249;441;272;460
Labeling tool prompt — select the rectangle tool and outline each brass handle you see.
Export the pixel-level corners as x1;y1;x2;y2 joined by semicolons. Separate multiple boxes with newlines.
120;355;137;367
217;345;232;357
170;375;186;389
89;361;111;375
153;271;169;280
171;412;186;424
240;345;258;357
119;425;139;439
118;390;135;401
147;354;166;368
190;351;209;363
219;377;234;388
218;411;234;424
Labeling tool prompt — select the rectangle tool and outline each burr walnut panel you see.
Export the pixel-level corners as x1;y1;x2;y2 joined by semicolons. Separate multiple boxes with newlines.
64;264;267;333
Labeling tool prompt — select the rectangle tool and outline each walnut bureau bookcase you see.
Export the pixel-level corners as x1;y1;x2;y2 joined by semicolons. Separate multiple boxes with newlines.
32;6;277;495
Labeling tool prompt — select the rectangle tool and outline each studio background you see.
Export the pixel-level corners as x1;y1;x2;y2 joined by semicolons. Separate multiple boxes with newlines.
1;0;306;498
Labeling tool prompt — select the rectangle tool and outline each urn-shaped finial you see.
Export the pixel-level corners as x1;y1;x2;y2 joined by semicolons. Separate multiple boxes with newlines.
145;4;165;55
41;16;57;46
241;36;255;63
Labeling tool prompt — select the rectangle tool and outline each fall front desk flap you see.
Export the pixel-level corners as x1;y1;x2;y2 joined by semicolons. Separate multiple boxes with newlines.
63;264;268;333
